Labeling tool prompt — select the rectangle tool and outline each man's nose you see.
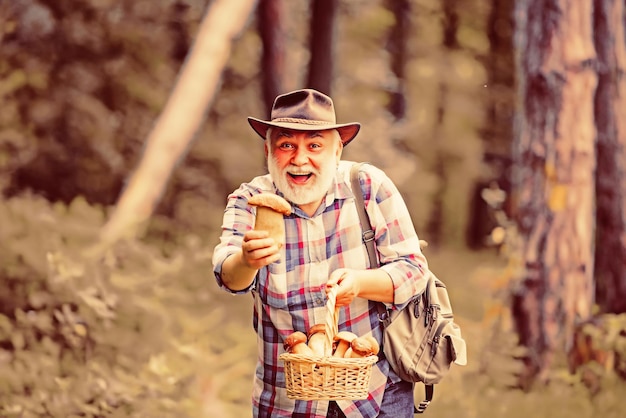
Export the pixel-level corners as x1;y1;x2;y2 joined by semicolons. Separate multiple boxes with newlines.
292;147;309;165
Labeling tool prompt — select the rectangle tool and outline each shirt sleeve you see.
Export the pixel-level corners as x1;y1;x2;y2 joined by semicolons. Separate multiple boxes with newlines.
212;185;257;294
361;164;430;309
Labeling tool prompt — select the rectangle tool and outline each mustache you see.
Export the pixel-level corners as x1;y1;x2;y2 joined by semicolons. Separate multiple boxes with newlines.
285;166;319;175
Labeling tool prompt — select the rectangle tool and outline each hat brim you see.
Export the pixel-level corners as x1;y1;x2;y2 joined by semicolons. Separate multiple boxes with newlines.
247;117;361;146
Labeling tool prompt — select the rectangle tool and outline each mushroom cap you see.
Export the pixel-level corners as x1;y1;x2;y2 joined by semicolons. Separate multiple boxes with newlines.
333;331;358;344
248;193;291;215
307;323;326;339
350;336;379;356
364;335;380;355
284;331;308;351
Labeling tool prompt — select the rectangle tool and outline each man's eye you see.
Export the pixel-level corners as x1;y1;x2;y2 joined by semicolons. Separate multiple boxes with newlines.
279;143;294;150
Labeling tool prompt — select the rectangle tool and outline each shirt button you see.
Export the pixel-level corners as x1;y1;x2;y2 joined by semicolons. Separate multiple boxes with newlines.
315;297;324;306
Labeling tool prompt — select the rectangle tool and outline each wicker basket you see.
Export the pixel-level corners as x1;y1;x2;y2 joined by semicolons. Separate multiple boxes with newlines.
279;287;378;400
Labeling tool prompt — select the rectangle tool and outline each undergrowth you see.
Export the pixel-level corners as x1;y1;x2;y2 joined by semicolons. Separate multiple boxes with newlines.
0;195;255;417
1;194;624;417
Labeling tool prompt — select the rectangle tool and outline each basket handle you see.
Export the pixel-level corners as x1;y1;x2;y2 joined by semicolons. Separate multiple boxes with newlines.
324;286;340;357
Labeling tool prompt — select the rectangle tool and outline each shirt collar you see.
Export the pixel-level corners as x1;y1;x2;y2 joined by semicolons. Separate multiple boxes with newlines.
324;169;353;205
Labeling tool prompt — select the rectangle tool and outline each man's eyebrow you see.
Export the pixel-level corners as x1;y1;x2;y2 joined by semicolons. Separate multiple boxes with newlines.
273;129;325;138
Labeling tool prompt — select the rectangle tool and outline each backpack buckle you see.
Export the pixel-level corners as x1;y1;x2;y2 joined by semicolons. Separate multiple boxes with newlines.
378;309;390;324
415;400;431;414
413;298;421;319
362;229;375;243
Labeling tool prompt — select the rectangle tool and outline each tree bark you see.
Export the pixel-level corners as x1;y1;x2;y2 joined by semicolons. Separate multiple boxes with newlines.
306;0;337;95
258;0;286;117
98;0;257;246
385;0;410;120
512;0;597;387
593;0;626;314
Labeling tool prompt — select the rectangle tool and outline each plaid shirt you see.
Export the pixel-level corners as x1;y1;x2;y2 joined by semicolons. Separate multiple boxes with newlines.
213;161;428;417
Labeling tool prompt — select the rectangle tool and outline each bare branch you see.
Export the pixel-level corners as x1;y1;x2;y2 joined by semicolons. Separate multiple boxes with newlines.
98;0;257;246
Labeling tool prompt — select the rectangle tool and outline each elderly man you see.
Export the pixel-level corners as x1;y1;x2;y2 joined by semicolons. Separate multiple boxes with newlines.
212;89;429;417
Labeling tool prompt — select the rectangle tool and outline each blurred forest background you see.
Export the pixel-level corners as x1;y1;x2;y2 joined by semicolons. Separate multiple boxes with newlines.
1;0;626;417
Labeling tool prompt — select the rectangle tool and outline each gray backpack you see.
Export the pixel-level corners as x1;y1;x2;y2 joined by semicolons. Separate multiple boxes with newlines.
350;163;467;413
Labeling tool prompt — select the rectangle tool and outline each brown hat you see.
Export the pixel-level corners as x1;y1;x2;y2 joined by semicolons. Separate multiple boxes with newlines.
248;89;361;145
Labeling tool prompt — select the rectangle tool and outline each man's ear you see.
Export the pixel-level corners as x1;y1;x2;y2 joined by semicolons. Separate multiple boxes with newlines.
335;140;343;163
264;142;269;158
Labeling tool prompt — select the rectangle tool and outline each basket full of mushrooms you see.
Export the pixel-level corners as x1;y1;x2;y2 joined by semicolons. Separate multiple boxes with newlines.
279;286;379;400
247;193;378;400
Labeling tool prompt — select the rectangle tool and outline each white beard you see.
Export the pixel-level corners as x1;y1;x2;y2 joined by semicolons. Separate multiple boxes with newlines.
267;156;337;206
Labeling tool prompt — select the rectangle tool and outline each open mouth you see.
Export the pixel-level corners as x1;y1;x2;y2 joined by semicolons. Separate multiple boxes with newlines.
288;173;313;184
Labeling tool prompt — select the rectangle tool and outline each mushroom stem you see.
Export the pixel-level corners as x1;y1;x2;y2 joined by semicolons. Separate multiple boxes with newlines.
307;324;327;357
334;340;351;358
333;331;358;357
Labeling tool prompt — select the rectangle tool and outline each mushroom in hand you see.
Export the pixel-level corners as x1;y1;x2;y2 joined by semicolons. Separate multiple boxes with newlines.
248;193;291;247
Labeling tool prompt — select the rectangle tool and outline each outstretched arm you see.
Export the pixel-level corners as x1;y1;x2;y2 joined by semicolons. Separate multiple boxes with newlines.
220;230;281;291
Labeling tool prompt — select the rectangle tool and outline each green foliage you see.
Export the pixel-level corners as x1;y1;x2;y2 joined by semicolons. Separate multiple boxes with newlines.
1;0;192;204
0;195;255;417
1;0;507;248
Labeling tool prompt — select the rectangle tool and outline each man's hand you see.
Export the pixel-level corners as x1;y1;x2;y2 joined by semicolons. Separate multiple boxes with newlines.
326;268;395;306
326;268;361;307
241;230;281;269
221;230;281;291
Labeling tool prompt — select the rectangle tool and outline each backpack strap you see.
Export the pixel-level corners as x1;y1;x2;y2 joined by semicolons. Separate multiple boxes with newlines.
349;162;436;414
349;162;389;324
349;163;378;268
414;384;434;414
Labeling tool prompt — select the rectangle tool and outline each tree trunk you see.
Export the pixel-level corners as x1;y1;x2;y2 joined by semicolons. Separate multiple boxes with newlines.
98;0;257;247
425;0;458;247
258;0;286;117
484;0;515;155
425;83;449;249
466;0;516;249
593;0;626;314
306;0;337;95
385;0;410;120
442;0;460;49
512;0;597;388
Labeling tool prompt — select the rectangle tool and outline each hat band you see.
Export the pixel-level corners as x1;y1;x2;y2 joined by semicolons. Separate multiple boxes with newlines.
271;117;336;125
